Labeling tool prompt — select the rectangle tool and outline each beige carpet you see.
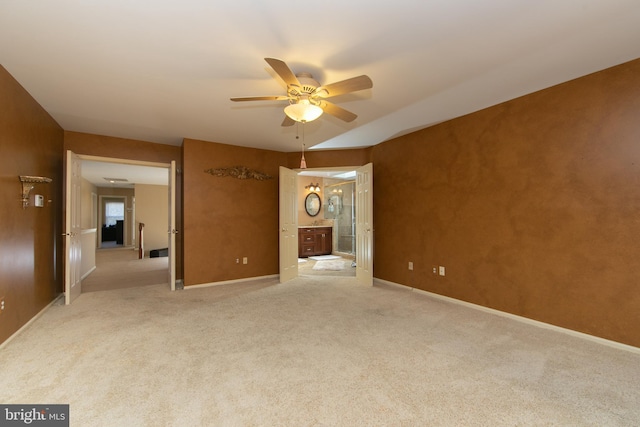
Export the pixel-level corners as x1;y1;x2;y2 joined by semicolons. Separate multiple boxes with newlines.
82;248;168;293
1;276;639;426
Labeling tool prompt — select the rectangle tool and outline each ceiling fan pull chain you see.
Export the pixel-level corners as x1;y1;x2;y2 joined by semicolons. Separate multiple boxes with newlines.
300;142;307;169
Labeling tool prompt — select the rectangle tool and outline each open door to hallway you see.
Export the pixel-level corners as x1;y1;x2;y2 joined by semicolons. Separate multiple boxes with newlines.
64;150;82;304
168;160;177;290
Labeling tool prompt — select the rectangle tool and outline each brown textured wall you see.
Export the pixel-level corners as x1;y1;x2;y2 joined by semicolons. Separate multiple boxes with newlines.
182;142;370;286
0;66;64;344
182;138;286;286
64;131;181;164
372;58;640;347
64;131;183;279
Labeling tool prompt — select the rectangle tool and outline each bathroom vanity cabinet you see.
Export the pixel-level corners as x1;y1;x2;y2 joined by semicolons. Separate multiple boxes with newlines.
298;227;332;257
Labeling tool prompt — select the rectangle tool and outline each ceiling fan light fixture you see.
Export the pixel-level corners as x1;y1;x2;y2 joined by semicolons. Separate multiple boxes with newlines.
284;103;323;123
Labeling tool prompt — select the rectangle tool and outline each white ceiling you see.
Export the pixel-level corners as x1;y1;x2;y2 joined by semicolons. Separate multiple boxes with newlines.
81;160;169;187
1;1;639;157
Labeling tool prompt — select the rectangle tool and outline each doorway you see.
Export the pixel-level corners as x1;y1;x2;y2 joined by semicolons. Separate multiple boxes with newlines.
298;170;356;278
67;154;175;295
280;164;373;284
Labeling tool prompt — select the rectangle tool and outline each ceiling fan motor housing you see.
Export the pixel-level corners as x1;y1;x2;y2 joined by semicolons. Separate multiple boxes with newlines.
288;72;325;108
287;72;319;96
295;72;319;91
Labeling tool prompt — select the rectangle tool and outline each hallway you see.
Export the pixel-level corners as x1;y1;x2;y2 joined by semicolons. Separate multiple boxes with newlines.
81;248;169;293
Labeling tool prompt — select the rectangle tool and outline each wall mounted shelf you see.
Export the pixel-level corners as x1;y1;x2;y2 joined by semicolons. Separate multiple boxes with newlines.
19;175;52;208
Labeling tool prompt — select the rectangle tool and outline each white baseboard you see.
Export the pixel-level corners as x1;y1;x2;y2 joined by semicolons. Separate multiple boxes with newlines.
184;274;279;290
81;265;97;281
0;294;64;350
373;278;640;355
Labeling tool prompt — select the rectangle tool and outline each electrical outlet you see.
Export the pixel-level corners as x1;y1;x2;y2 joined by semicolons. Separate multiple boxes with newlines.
432;266;438;274
408;261;413;271
236;258;240;264
439;266;446;276
0;296;5;315
243;257;248;265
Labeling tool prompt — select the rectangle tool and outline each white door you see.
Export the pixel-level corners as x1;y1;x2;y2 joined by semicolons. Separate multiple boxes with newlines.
168;160;177;291
356;163;373;286
279;166;298;282
65;150;82;304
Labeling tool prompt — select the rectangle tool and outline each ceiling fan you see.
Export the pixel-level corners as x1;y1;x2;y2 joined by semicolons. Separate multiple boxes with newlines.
230;58;373;126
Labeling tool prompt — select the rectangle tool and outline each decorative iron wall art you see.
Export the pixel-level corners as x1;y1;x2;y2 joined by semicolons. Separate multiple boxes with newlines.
204;166;273;181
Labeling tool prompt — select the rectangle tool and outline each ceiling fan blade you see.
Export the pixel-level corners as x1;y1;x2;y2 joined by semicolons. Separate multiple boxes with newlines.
230;96;289;102
320;101;358;122
281;116;296;127
264;58;300;88
315;75;373;98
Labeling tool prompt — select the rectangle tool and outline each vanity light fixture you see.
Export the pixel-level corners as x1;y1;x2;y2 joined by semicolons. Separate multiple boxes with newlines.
305;182;321;193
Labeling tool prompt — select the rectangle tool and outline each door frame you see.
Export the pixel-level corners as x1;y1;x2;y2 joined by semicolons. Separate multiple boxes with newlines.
279;165;373;283
64;154;177;298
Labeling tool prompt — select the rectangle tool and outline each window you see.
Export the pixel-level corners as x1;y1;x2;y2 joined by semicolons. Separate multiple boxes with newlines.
105;202;124;226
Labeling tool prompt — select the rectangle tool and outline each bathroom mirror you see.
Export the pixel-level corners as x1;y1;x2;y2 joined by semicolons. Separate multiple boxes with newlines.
305;193;321;217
